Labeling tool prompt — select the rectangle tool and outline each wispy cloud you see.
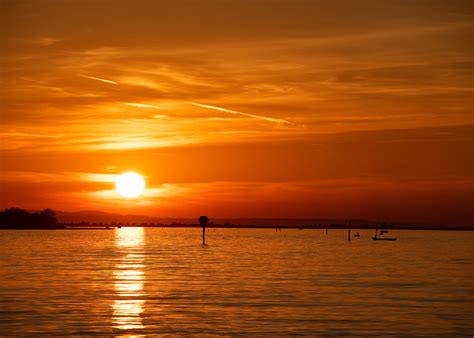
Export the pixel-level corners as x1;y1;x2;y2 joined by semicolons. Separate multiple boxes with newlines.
189;102;293;125
123;102;164;110
0;171;116;183
0;132;64;138
78;74;118;85
30;36;63;46
262;22;474;51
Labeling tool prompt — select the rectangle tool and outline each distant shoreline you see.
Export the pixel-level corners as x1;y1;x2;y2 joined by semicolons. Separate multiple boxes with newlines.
1;224;473;231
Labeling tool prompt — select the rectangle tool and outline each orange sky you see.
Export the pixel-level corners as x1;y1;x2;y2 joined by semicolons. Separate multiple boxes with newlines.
1;0;473;225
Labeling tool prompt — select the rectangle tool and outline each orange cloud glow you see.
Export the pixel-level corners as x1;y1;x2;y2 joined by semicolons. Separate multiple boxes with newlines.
1;0;473;225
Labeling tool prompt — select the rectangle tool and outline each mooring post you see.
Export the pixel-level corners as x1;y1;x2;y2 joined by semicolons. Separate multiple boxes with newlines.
198;216;209;245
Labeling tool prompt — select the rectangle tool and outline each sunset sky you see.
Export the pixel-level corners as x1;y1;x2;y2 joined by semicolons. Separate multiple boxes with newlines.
1;0;473;225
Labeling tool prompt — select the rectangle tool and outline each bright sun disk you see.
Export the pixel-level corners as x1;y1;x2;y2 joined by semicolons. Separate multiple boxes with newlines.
115;172;145;198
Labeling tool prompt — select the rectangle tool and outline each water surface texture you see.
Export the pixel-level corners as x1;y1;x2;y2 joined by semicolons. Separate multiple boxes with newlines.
1;228;473;335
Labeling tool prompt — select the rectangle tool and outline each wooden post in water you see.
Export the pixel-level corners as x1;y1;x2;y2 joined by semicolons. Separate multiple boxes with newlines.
199;216;209;245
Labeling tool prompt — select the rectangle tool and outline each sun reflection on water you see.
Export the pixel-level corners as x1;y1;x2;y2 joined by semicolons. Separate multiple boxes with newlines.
113;227;146;331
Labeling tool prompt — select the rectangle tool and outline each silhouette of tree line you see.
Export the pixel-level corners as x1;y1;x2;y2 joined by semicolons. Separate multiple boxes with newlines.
0;207;58;229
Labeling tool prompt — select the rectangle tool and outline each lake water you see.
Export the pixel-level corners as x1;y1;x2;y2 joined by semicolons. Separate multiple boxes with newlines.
1;228;473;336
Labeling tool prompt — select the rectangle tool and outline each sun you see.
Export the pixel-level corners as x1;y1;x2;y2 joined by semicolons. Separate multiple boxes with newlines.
115;172;145;198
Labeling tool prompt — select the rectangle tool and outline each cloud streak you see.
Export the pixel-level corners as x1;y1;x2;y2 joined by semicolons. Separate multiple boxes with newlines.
124;102;164;110
78;74;118;85
30;36;63;46
189;102;293;125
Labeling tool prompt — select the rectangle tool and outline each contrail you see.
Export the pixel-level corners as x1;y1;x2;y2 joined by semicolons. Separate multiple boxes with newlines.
124;102;164;110
189;102;293;125
79;74;117;85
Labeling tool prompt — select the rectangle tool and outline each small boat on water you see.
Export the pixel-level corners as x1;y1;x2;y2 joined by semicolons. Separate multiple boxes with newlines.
354;232;360;237
373;224;397;241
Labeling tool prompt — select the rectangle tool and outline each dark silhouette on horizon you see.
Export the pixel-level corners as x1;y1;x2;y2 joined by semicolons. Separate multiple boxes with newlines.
0;207;472;231
0;207;58;229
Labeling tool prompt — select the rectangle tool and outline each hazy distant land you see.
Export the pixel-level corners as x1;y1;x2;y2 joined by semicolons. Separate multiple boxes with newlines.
0;208;472;231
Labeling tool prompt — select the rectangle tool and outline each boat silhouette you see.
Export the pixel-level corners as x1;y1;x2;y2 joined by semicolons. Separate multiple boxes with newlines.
372;224;397;241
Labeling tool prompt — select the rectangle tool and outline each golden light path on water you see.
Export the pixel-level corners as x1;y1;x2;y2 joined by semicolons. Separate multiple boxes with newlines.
112;227;146;331
0;229;473;335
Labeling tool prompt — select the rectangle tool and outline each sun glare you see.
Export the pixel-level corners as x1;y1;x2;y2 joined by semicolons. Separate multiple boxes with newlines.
115;173;145;198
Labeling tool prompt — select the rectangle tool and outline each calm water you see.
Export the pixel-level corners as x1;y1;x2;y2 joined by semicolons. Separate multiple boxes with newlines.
0;228;473;336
